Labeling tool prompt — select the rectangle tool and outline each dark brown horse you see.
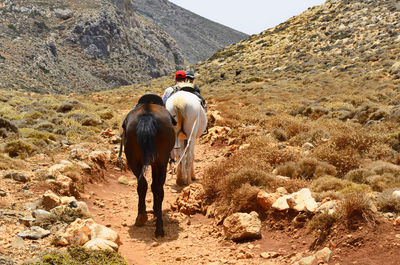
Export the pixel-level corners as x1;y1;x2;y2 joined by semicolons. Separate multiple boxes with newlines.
120;94;175;237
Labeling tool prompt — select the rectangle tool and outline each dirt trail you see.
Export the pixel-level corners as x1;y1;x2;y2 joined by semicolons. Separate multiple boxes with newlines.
82;139;400;265
83;141;267;265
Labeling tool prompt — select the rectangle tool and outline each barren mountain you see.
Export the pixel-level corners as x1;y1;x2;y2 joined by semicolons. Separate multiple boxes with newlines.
0;0;185;94
134;0;248;64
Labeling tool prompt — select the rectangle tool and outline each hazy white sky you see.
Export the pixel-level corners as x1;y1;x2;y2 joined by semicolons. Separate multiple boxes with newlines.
169;0;326;35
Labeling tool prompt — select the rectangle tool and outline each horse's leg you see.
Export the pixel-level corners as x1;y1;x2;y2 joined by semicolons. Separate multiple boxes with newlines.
151;164;166;237
135;167;148;226
176;139;186;186
186;140;196;183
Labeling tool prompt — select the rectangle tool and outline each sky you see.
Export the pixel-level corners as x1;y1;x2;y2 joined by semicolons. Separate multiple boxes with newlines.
169;0;326;35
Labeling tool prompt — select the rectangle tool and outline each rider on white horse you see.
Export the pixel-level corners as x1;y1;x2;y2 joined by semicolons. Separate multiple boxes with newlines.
162;70;207;111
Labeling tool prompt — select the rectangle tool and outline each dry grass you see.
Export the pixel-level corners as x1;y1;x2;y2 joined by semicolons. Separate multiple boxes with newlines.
376;189;400;213
338;192;376;225
276;158;336;180
307;212;339;233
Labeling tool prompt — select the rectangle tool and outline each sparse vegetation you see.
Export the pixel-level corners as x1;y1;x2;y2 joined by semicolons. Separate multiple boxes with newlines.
31;246;127;265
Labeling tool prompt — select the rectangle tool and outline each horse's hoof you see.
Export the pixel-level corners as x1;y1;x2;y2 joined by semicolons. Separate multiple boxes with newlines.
155;228;165;237
176;177;186;186
134;214;148;226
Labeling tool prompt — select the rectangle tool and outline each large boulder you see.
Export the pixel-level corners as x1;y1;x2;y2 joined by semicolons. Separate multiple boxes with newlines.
223;211;261;241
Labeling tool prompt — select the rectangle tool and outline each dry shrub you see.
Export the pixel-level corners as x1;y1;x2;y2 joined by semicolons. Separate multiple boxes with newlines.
344;168;371;184
311;175;372;197
365;174;398;192
0;154;26;170
365;143;395;161
338;192;376;224
4;139;36;158
204;168;279;215
271;128;287;141
266;115;310;139
307;212;339;233
230;183;261;213
313;146;361;176
345;162;400;191
289;128;330;147
276;158;336;180
313;190;344;202
311;176;349;193
376;189;400;213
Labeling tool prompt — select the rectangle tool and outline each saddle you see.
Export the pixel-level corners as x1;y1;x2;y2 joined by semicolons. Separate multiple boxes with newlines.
137;94;164;106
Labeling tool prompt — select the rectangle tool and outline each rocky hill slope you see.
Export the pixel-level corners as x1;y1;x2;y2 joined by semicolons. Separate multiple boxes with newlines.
0;0;185;94
197;0;399;87
134;0;248;64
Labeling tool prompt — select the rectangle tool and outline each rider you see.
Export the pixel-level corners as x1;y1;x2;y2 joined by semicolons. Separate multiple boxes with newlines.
162;70;186;105
185;70;207;111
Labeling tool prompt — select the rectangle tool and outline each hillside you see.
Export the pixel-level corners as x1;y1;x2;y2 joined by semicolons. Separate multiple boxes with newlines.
134;0;248;64
0;0;185;94
196;0;399;89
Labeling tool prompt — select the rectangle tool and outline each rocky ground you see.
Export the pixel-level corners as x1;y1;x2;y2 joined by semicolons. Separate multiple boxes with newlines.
0;129;399;265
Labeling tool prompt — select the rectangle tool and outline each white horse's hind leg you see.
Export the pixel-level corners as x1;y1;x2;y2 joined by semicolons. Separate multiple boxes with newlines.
186;141;196;181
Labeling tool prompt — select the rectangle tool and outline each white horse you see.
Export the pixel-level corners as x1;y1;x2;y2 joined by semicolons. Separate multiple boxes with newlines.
166;90;207;186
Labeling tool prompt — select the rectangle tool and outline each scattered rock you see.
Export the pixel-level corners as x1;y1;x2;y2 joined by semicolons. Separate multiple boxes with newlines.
3;172;30;182
117;176;129;185
260;252;279;259
174;183;205;215
90;223;121;245
54;175;73;195
315;247;332;263
89;151;109;167
223;211;261;241
32;209;54;223
0;189;6;197
18;217;36;227
54;218;95;246
296;255;316;265
54;8;74;20
316;200;338;215
47;164;68;176
11;236;25;249
257;190;279;210
84;238;119;251
41;190;61;210
393;190;400;200
272;188;317;212
17;226;50;240
302;142;314;151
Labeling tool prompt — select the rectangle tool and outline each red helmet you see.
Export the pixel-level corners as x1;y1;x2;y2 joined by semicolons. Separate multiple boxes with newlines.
175;70;186;79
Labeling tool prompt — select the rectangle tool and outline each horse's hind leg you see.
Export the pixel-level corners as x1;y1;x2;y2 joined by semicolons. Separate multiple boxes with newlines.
135;171;148;226
151;165;166;237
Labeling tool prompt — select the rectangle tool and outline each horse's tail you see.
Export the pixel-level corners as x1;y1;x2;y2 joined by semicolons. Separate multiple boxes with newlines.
172;96;186;132
136;112;158;167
